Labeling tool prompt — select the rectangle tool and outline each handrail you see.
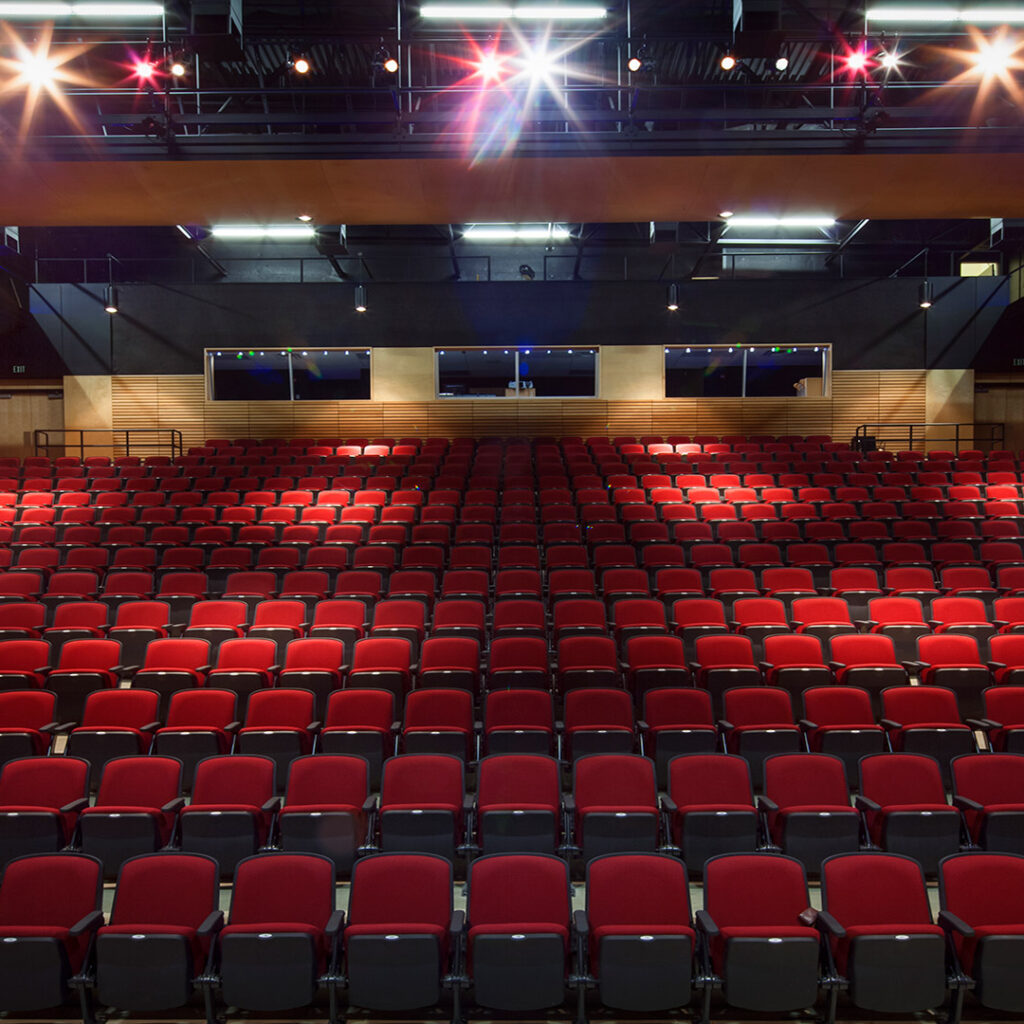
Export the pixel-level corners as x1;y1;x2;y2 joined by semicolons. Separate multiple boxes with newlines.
34;428;184;460
852;422;1005;454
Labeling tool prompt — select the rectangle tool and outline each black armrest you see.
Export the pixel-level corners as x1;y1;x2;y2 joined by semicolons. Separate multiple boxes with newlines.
161;797;186;814
903;660;925;673
952;795;983;811
225;720;241;732
261;796;283;813
554;719;565;732
563;794;576;813
69;910;104;937
814;910;846;938
573;909;589;939
52;721;77;734
39;720;60;733
854;620;875;630
828;661;846;672
717;719;734;731
197;910;225;937
938;909;974;938
307;720;322;732
799;718;818;731
636;719;649;731
854;794;881;812
141;721;161;732
462;793;475;813
361;795;377;814
695;909;719;938
61;797;90;814
967;718;998;731
449;908;465;938
660;795;678;814
757;795;779;813
988;661;1007;672
880;718;902;731
758;661;772;673
390;719;402;734
324;909;345;938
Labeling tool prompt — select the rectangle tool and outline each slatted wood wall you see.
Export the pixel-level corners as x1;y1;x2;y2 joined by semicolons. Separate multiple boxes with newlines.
110;369;927;446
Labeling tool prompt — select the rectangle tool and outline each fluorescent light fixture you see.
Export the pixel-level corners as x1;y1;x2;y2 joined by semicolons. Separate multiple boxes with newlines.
175;224;192;239
719;237;836;244
722;216;836;228
0;2;164;14
421;4;606;19
463;224;571;241
866;5;1024;21
209;225;316;240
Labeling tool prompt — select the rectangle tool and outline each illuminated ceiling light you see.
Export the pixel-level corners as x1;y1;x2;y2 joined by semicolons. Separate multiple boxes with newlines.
132;58;156;80
291;55;311;74
879;49;901;69
354;285;367;313
373;44;399;74
918;281;933;308
475;51;506;81
666;283;679;312
627;43;652;73
720;237;835;244
0;2;163;14
420;4;607;19
103;285;119;315
169;57;187;77
719;209;734;218
866;6;1024;23
723;215;836;228
463;224;571;241
297;213;313;223
971;33;1016;74
210;225;317;239
521;46;557;78
383;56;399;73
845;48;871;72
627;54;643;72
16;50;59;85
720;53;737;70
775;55;790;71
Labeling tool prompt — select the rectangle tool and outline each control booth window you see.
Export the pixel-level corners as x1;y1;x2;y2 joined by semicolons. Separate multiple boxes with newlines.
665;344;830;398
437;347;597;398
207;349;372;401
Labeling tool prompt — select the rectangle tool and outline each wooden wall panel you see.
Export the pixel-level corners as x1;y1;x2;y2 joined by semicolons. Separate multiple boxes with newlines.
110;370;929;445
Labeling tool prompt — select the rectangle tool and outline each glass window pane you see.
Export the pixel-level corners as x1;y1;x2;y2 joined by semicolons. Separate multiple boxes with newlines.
437;349;516;398
292;350;371;400
521;347;596;397
210;351;290;401
665;347;743;397
745;346;824;397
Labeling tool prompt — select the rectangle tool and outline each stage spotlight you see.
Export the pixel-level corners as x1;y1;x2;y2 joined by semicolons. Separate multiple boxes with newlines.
627;43;652;73
291;55;311;74
354;285;367;313
627;54;642;72
522;46;556;78
972;34;1015;75
720;53;736;71
519;264;536;280
17;50;59;85
373;44;399;74
666;283;679;311
918;281;933;308
879;49;901;70
103;286;119;315
845;48;870;73
133;58;157;81
475;51;505;81
775;55;789;71
169;57;187;77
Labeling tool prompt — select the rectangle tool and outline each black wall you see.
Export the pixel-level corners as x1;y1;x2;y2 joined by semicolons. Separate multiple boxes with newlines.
24;275;1010;377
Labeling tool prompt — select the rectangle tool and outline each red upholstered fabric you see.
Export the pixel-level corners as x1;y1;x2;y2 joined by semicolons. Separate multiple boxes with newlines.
0;758;90;838
951;755;1024;840
574;754;658;834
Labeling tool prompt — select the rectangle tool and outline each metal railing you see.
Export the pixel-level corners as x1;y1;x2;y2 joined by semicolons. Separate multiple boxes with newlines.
853;422;1005;454
34;429;184;460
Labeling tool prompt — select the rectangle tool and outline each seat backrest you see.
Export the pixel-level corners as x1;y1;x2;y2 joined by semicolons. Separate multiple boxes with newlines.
324;688;395;730
917;634;982;666
722;687;794;726
477;754;561;811
587;852;690;929
110;852;218;926
351;637;412;673
732;598;788;626
214;637;277;672
0;852;102;927
283;637;346;671
229;853;334;929
55;638;121;672
762;633;825;667
672;599;727;627
284;754;369;807
792;597;853;625
191;755;275;806
989;634;1024;667
347;852;452;928
574;754;657;810
830;633;898;666
823;852;933;926
668;753;753;807
80;688;160;729
859;753;948;806
940;852;1024;928
557;635;618;671
243;688;316;729
625;634;686;669
932;596;991;624
694;634;756;667
0;638;50;671
250;600;307;629
0;755;89;807
488;636;548;672
642;687;714;727
983;685;1024;725
141;637;211;671
868;596;927;625
403;689;474;731
187;600;248;628
764;753;851;808
802;686;875;726
468;853;569;929
564;688;633;729
704;853;810;927
95;755;181;808
484;689;554;731
951;753;1024;806
419;637;480;673
163;688;237;729
0;688;57;729
881;686;961;726
380;753;463;808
